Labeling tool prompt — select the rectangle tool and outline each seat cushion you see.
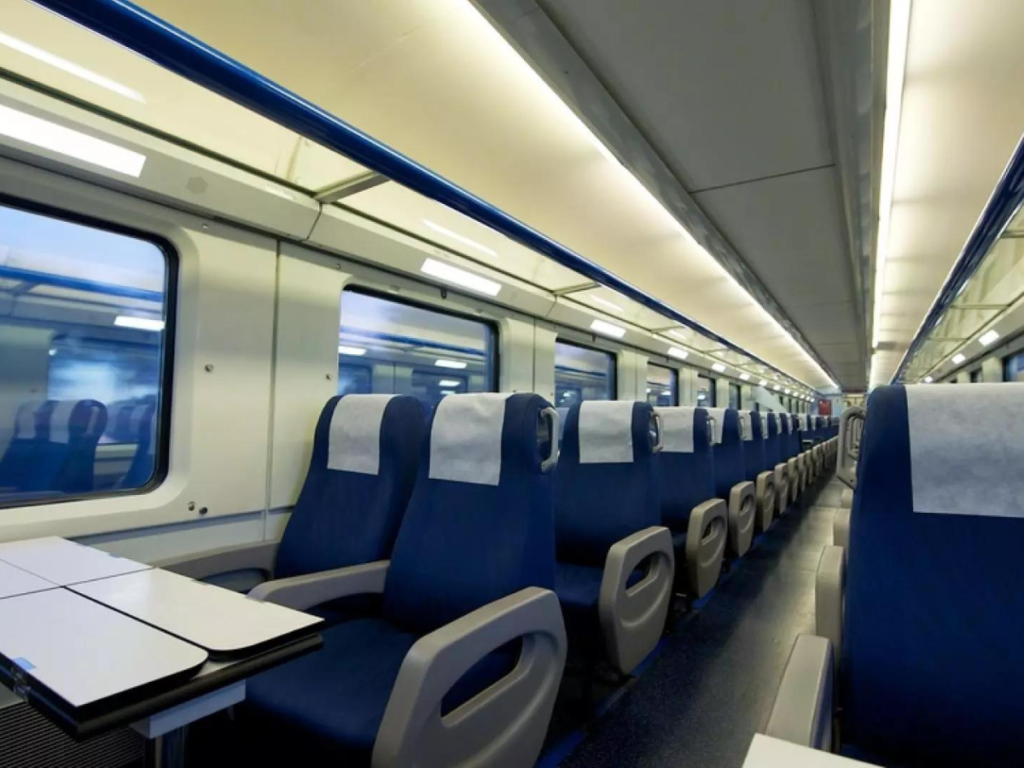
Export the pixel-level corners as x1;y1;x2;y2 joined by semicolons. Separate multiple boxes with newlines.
555;561;644;659
247;617;416;766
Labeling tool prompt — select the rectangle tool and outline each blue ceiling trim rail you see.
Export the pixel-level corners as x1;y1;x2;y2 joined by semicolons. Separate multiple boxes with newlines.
32;0;827;393
891;130;1024;383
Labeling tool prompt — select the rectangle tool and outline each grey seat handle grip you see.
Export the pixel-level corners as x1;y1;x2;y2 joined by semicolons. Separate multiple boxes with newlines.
540;406;560;473
651;411;665;453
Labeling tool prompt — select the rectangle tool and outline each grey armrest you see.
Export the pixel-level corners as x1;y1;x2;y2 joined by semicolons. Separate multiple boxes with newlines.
373;587;566;768
765;634;834;751
153;540;280;580
833;507;850;558
815;546;844;670
774;463;789;515
755;470;777;533
727;480;756;557
685;499;727;599
249;560;389;611
786;458;800;503
599;526;674;675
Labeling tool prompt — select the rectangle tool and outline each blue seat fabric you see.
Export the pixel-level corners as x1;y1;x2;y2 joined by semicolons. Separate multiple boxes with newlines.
841;385;1024;766
247;393;556;766
742;410;768;482
711;409;744;500
657;408;714;535
764;414;781;468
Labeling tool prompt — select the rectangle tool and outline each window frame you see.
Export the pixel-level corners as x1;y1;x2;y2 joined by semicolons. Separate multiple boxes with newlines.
728;381;742;410
697;374;717;407
0;194;178;509
554;338;618;403
339;285;501;400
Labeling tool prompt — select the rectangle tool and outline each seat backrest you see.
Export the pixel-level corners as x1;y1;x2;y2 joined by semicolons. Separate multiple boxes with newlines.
777;414;794;459
383;393;557;634
843;384;1024;765
276;394;426;579
45;400;107;494
655;406;714;533
0;400;48;490
742;410;768;481
707;407;744;498
764;413;781;467
555;400;660;568
121;402;158;488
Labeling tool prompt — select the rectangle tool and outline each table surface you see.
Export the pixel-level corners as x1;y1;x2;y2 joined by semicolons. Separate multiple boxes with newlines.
743;735;879;767
0;560;56;599
71;568;323;655
0;589;208;709
0;536;150;585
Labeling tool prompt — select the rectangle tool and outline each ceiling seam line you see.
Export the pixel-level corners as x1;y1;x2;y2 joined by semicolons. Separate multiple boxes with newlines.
689;163;837;195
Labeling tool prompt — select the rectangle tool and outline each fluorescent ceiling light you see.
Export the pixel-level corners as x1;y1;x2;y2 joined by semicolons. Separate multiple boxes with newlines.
440;389;457;396
784;388;791;395
712;363;726;373
435;359;468;369
739;373;750;381
589;295;624;313
668;346;689;360
115;315;164;332
979;329;1000;346
423;219;498;259
668;329;689;341
646;387;652;394
0;104;146;177
590;318;626;339
758;379;767;387
773;384;782;391
438;379;462;387
951;353;966;365
923;376;933;384
420;258;501;297
338;345;366;356
872;0;912;349
0;31;144;103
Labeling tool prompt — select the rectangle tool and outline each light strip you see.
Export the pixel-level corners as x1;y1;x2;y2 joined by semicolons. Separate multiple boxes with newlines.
438;379;462;387
979;329;999;346
420;258;501;297
0;103;146;176
338;345;366;356
423;219;499;259
435;359;468;369
872;0;912;349
711;362;726;373
667;346;689;361
115;315;164;332
758;379;767;387
739;373;750;381
0;31;145;103
590;318;626;339
951;352;966;365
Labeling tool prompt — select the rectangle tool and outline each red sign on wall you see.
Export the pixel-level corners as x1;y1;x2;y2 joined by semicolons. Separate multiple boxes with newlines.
817;399;832;416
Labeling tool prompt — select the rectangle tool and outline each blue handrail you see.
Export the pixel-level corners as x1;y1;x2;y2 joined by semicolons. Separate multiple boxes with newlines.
891;130;1024;383
32;0;829;393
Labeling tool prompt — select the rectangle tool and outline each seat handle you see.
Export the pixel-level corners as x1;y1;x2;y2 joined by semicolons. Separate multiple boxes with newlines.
651;411;665;453
540;406;560;473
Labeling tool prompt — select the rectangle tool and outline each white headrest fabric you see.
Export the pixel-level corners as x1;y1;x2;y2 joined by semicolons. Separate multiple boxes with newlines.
705;407;727;444
48;401;77;444
655;406;696;454
578;400;635;464
15;401;43;438
327;394;395;475
907;384;1024;518
429;393;513;486
738;411;753;441
760;413;768;438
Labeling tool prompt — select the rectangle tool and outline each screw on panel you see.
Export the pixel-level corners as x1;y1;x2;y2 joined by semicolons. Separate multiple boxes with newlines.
188;502;196;512
198;507;208;516
205;364;214;373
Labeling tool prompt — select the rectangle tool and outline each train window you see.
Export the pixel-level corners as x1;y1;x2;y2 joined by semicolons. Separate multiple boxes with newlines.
646;363;677;407
0;202;172;506
338;290;497;411
555;340;616;407
697;374;716;407
728;382;741;410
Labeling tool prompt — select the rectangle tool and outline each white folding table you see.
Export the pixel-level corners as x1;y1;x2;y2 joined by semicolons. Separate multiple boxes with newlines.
0;559;56;599
743;734;880;767
0;537;323;768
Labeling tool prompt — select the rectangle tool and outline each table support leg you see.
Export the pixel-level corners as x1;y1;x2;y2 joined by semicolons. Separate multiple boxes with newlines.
144;725;187;768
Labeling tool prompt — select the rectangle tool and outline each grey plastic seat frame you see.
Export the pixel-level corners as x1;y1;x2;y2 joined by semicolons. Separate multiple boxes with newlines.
709;412;756;558
837;407;865;490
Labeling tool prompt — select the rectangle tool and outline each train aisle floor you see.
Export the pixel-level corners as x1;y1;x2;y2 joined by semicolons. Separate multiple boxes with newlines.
545;476;842;768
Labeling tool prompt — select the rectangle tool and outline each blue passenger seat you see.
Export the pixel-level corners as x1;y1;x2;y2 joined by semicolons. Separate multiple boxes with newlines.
655;406;726;599
246;393;566;767
707;408;756;557
744;411;777;533
555;401;674;674
0;401;47;493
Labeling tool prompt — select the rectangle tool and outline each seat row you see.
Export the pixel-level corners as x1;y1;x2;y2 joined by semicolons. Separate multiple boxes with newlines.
766;383;1024;767
164;392;838;766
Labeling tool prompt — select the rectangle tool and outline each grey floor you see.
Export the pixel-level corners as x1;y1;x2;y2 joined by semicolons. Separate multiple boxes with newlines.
558;476;842;768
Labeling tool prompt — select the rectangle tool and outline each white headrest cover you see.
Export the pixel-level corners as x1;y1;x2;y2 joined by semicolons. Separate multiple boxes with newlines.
655;406;696;454
429;393;513;486
327;394;395;475
705;407;727;444
738;411;753;441
15;401;43;438
578;400;635;464
907;384;1024;518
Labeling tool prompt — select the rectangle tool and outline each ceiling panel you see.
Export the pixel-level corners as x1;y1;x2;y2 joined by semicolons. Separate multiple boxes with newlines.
540;0;834;191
